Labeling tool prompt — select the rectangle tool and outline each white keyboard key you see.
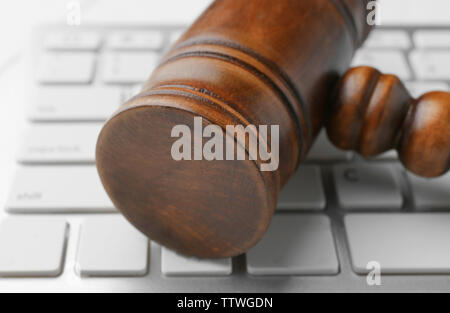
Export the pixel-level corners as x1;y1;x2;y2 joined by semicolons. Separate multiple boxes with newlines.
122;84;143;102
6;166;115;213
168;30;184;46
307;131;352;161
36;52;96;84
364;30;411;49
408;172;450;210
277;165;325;210
246;215;339;275
102;52;158;84
44;31;102;51
76;216;148;276
107;31;164;50
333;164;403;210
17;124;102;164
414;30;450;48
410;50;450;80
0;217;67;277
346;214;450;274
405;81;449;98
30;86;121;121
352;50;412;80
162;248;232;276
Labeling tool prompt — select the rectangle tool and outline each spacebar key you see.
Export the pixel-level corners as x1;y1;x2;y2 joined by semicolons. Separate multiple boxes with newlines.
345;214;450;274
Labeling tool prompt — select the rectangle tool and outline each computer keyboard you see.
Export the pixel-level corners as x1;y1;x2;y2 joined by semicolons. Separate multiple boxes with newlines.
0;24;449;292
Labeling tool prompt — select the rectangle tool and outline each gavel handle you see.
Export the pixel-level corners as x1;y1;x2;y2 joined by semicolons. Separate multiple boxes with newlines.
327;66;450;178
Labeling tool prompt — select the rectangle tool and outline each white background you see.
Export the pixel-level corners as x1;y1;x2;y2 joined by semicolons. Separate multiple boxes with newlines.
0;0;449;205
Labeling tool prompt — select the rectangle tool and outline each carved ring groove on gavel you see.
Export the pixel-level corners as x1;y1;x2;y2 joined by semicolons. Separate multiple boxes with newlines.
96;0;450;258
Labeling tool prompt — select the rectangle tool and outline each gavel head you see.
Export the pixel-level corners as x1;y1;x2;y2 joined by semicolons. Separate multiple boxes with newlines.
96;0;373;258
96;96;280;258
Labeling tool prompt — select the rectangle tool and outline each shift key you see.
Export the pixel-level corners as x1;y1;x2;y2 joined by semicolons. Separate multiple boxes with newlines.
6;166;115;213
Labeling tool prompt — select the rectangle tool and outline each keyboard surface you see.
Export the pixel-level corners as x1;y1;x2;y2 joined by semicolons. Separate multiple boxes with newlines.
1;24;450;292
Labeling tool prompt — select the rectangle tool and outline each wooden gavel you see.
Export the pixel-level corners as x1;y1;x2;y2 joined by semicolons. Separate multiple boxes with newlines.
96;0;450;258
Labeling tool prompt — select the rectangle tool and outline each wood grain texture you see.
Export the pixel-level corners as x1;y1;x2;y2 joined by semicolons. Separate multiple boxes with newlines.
327;66;450;177
96;0;372;258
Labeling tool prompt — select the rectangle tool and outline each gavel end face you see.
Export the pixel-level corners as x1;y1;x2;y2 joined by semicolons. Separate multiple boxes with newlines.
96;103;276;259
